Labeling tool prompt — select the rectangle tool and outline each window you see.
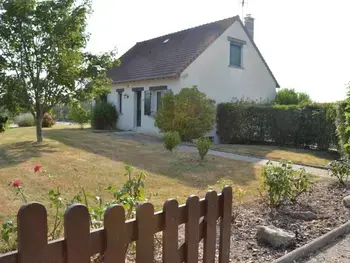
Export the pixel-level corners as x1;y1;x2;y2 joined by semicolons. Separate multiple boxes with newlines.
156;92;162;111
118;92;122;114
144;90;151;116
229;43;242;67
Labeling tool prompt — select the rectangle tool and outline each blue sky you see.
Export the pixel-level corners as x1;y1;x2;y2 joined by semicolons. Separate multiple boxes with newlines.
86;0;350;102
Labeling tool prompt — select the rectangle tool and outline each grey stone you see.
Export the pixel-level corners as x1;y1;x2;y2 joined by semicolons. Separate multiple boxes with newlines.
256;226;295;248
343;196;350;208
289;211;318;221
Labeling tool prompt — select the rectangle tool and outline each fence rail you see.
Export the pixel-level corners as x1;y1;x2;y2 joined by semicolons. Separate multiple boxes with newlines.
0;187;232;263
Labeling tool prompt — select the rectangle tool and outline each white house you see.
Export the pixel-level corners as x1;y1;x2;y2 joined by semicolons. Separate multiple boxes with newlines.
107;15;279;136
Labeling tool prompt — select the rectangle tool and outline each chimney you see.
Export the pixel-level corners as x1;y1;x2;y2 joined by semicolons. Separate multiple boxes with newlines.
244;14;255;40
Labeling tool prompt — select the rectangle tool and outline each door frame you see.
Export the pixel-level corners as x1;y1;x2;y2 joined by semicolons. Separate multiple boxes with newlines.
132;87;144;127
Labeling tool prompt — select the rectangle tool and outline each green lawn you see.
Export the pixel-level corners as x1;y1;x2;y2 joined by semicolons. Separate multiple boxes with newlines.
0;125;261;223
211;144;335;167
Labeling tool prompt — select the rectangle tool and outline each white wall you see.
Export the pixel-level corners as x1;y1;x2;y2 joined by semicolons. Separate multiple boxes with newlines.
179;20;277;104
107;78;181;133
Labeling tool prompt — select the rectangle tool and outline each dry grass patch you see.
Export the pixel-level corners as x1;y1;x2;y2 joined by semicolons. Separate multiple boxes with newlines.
0;126;261;223
211;144;336;167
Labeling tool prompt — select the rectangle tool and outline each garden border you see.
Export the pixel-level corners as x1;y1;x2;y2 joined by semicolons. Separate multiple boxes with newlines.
272;220;350;263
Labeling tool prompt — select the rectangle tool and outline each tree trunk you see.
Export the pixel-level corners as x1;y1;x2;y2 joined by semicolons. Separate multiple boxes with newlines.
36;114;43;143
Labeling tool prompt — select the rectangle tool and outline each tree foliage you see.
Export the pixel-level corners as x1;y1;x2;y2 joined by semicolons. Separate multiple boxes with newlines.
155;87;216;139
275;88;312;105
0;0;119;142
68;102;91;129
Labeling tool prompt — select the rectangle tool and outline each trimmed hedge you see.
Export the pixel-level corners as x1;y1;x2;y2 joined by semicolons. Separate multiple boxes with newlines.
217;103;337;150
91;101;118;130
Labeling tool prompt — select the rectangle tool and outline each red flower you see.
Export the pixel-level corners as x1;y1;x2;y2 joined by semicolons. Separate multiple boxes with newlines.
12;180;21;187
34;165;42;173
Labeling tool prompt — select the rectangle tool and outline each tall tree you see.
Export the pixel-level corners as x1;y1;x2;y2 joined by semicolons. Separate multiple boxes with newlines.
0;0;119;142
275;88;312;105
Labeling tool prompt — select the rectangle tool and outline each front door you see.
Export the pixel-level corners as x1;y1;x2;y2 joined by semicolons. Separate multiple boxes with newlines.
136;91;142;127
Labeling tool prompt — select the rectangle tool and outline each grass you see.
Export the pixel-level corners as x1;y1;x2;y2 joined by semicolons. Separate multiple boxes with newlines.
211;144;336;167
0;125;261;223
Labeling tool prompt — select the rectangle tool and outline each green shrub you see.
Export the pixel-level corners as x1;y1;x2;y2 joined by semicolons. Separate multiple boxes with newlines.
155;87;216;140
42;113;55;128
329;158;350;185
68;103;91;129
163;131;181;152
0;116;8;132
217;102;337;149
196;137;212;160
261;161;312;207
91;101;118;130
15;113;35;127
275;88;312;105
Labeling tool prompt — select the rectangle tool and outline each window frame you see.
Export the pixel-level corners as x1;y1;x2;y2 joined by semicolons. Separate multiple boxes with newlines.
227;37;246;68
229;42;242;68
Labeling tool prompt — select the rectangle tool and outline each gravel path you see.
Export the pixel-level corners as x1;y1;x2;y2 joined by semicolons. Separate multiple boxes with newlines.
112;132;330;178
303;234;350;262
178;145;330;178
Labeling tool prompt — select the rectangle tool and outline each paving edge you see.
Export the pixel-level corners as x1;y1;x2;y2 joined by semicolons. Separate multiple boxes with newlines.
272;220;350;263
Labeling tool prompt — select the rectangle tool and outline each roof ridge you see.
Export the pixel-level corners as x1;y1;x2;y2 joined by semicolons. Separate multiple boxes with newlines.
136;15;239;44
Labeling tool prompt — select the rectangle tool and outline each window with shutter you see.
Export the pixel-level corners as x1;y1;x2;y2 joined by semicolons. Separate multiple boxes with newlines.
144;90;151;116
229;43;242;67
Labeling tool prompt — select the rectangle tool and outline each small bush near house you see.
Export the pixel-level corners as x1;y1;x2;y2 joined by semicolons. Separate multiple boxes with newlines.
68;103;91;129
329;158;350;185
155;87;216;140
163;131;181;152
0;116;8;132
42;113;55;128
15;113;35;127
91;101;118;130
196;137;212;160
261;161;312;207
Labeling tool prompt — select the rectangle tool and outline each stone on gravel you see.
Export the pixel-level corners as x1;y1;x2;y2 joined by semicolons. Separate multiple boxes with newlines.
256;226;295;248
343;195;350;208
288;211;318;221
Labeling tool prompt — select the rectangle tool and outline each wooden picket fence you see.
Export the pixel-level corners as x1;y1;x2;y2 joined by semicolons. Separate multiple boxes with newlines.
0;187;232;263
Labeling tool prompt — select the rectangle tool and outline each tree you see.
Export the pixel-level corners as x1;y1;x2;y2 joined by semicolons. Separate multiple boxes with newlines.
275;88;312;105
0;0;119;142
68;102;91;129
297;92;312;105
155;87;216;139
275;88;298;105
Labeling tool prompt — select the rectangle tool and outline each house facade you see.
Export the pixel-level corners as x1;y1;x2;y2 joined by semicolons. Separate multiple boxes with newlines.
107;15;279;135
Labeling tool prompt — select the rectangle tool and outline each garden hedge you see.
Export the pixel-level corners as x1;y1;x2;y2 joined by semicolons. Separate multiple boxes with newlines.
217;103;337;150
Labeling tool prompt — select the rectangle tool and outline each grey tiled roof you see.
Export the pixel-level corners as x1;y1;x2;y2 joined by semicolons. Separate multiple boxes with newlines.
108;16;279;87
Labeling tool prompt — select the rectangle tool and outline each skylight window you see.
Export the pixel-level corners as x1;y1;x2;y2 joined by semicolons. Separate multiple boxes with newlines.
163;38;170;44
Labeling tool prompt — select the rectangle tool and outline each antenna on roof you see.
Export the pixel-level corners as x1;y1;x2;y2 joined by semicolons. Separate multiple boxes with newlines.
239;0;248;18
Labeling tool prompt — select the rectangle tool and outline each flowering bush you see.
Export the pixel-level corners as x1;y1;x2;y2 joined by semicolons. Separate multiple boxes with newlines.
42;113;55;128
1;164;147;252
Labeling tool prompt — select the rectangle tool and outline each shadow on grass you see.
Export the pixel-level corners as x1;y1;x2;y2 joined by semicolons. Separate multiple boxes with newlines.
0;141;58;169
44;129;258;189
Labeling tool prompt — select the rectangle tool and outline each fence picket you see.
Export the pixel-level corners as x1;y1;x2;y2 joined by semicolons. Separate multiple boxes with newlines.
203;191;218;263
0;187;233;263
136;203;155;263
64;204;90;263
163;199;179;263
17;203;48;263
219;186;233;263
104;205;126;263
185;195;200;263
